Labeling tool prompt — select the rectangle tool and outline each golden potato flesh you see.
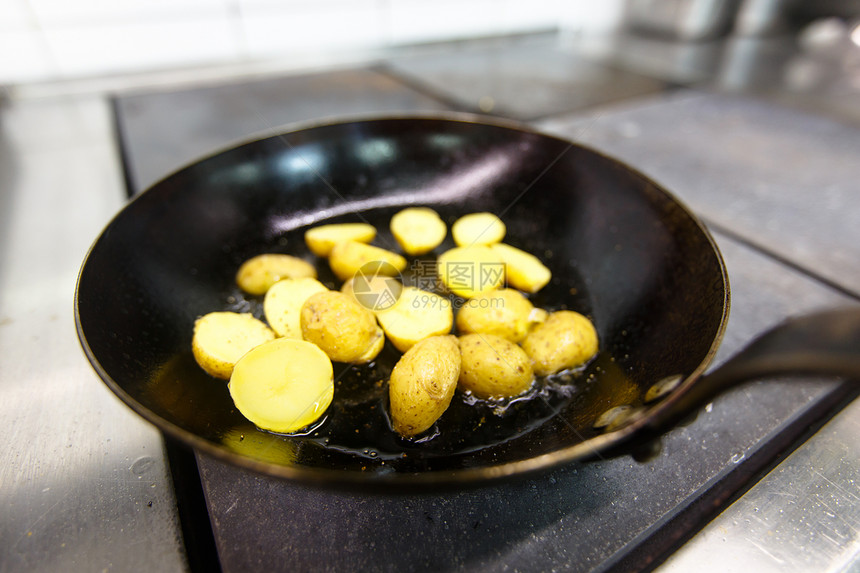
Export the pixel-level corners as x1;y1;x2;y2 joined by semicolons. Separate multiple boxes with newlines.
263;277;328;338
490;243;551;293
235;253;317;296
328;241;407;282
229;338;333;433
375;286;453;352
191;312;275;379
458;333;534;399
436;245;505;298
390;207;447;255
300;291;384;363
521;310;598;376
455;288;545;343
451;212;506;247
389;335;461;437
304;223;377;257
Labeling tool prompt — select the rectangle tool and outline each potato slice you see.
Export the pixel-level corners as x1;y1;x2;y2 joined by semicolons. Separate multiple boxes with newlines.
458;333;534;399
235;253;317;296
192;312;275;379
300;291;384;363
389;335;461;437
455;288;545;343
390;207;447;255
229;338;334;433
521;311;598;376
451;212;505;247
328;241;407;282
436;245;505;298
263;277;329;338
490;243;552;293
304;223;377;257
375;286;453;352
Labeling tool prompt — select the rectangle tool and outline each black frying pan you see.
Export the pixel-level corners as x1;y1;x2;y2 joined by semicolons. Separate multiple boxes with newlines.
75;114;860;489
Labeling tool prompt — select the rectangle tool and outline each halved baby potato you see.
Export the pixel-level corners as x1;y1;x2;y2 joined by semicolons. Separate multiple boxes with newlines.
235;253;317;296
455;288;546;343
328;241;407;282
229;338;334;433
521;310;598;376
300;291;384;363
375;286;453;352
304;222;377;257
490;243;551;293
192;311;275;379
451;212;505;247
458;333;534;399
389;335;461;437
436;245;505;298
263;277;329;338
390;207;447;255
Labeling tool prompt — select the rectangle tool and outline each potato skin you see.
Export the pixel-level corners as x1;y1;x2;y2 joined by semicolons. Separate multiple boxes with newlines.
235;253;317;296
458;333;534;399
389;335;461;437
300;291;384;363
521;311;598;376
455;288;543;343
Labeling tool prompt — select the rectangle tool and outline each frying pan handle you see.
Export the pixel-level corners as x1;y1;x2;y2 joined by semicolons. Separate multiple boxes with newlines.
645;307;860;437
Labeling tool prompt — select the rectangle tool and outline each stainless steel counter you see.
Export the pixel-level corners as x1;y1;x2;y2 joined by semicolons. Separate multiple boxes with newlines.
0;94;187;572
2;29;859;572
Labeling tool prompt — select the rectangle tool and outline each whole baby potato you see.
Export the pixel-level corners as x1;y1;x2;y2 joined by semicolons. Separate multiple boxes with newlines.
455;288;546;343
388;335;461;437
458;333;534;399
300;291;384;364
521;310;598;376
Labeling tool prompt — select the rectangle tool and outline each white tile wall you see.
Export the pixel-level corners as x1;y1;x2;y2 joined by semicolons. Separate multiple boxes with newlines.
0;0;625;85
41;16;241;77
241;0;384;57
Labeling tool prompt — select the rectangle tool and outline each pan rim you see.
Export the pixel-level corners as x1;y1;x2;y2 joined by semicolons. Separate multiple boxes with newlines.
75;112;731;490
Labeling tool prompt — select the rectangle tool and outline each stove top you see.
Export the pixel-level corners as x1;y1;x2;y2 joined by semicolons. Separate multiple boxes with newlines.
111;37;860;572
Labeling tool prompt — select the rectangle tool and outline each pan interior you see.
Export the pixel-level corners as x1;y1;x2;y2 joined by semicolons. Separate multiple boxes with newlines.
76;117;727;481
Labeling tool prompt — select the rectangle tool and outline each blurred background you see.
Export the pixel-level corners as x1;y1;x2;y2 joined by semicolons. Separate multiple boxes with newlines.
2;0;857;88
4;2;860;572
0;0;625;85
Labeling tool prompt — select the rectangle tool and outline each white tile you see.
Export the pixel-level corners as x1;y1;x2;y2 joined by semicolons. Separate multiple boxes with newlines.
28;0;231;25
241;2;384;56
0;29;56;83
0;0;35;30
499;0;566;32
557;0;626;32
41;16;241;77
386;0;499;45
